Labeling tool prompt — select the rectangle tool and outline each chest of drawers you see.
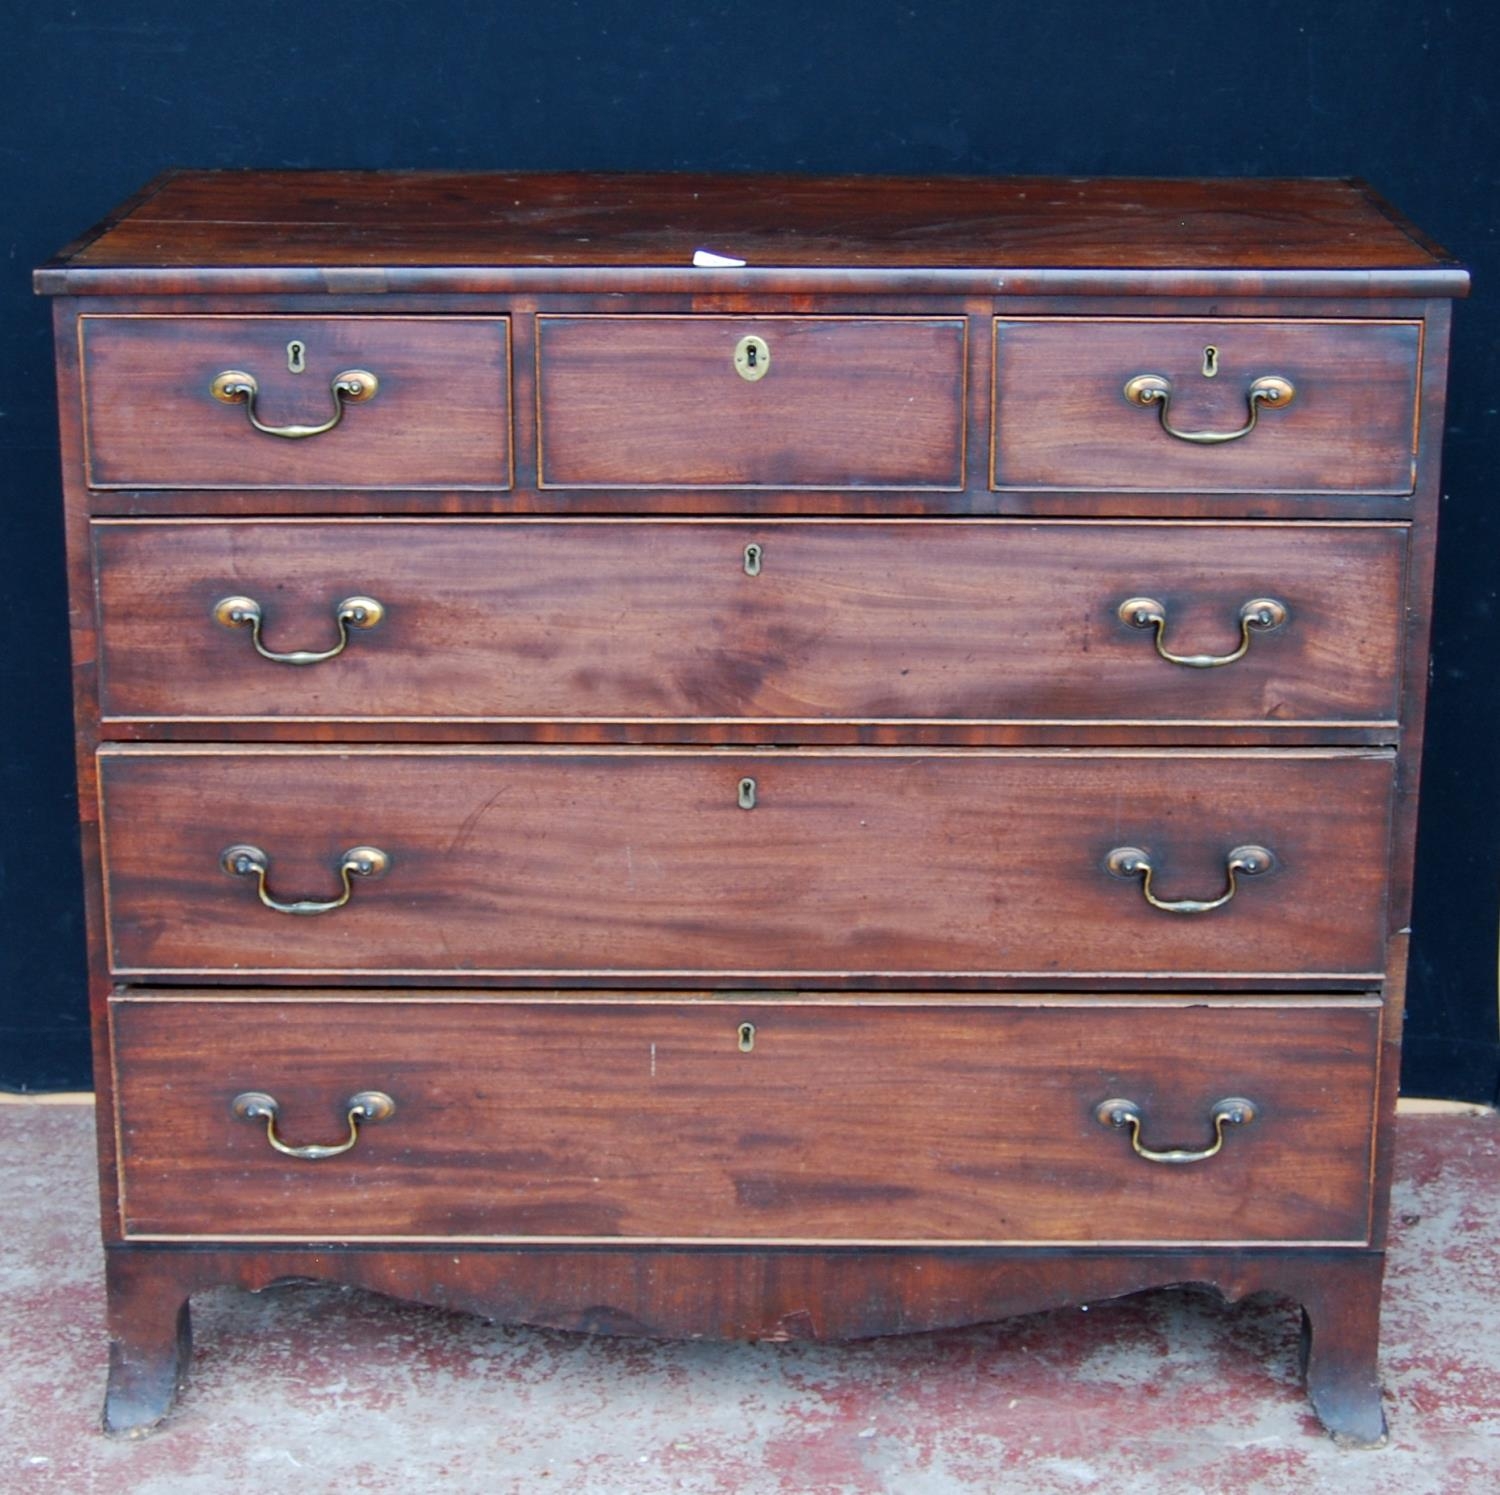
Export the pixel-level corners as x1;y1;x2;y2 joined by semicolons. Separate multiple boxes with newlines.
37;172;1466;1443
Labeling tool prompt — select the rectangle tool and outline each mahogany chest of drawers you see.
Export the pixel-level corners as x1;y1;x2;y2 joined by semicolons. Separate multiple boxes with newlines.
37;172;1467;1442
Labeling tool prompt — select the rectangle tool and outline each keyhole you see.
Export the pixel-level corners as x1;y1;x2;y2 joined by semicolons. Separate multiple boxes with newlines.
743;542;763;576
1202;345;1219;378
734;334;770;381
287;340;307;374
737;1022;756;1052
737;777;757;810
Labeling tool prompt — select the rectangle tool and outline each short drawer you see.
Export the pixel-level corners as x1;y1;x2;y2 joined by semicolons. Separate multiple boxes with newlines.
993;318;1421;494
80;315;512;489
92;519;1406;730
110;993;1380;1244
98;747;1393;981
536;316;966;488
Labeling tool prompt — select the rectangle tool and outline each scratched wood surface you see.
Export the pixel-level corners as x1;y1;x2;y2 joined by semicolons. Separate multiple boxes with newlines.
36;173;1464;1440
993;318;1422;493
109;995;1379;1244
97;747;1394;981
37;173;1467;299
80;314;512;489
91;518;1407;731
536;315;966;488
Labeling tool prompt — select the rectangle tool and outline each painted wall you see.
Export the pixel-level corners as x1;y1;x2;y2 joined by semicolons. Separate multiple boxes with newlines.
2;0;1496;1097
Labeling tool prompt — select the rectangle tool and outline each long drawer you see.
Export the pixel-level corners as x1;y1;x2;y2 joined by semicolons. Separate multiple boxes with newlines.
98;747;1394;981
92;519;1406;730
109;993;1380;1244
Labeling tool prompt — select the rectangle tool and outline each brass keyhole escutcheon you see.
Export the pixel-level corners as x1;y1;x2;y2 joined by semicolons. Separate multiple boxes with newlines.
734;334;771;382
743;542;763;576
1201;344;1219;378
737;777;758;810
286;339;307;374
737;1022;756;1052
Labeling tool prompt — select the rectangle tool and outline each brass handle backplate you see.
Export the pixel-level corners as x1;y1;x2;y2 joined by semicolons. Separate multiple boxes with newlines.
1095;1096;1258;1164
1106;844;1273;915
1123;373;1294;444
213;594;384;665
1118;595;1287;668
232;1089;395;1160
221;843;390;916
210;367;378;438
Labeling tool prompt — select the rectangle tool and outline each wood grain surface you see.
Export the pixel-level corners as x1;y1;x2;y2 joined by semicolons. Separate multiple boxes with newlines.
90;518;1407;731
97;747;1394;980
109;994;1380;1244
97;1237;1390;1441
536;316;965;488
37;171;1468;1442
80;315;512;489
994;318;1421;493
36;173;1468;299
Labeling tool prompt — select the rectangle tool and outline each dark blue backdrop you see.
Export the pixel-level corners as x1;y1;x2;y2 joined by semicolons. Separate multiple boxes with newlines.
2;0;1496;1098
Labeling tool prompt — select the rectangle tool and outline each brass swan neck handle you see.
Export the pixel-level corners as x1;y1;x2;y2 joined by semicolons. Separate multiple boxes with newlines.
232;1090;395;1160
1106;844;1274;915
210;367;378;439
1118;596;1288;669
1095;1097;1258;1165
221;843;390;916
213;594;384;666
1123;372;1294;444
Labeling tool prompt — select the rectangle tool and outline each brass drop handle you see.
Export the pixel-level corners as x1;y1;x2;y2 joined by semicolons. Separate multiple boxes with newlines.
221;843;390;916
210;367;378;438
232;1089;395;1161
1095;1096;1257;1164
1118;596;1287;668
213;594;385;666
1123;373;1294;444
1106;844;1274;915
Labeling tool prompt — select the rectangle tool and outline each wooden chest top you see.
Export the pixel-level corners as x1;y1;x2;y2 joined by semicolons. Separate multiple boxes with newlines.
35;171;1468;298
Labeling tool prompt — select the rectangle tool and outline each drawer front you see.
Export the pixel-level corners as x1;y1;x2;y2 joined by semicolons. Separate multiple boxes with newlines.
536;316;966;488
99;748;1393;980
993;318;1421;494
93;519;1405;729
110;994;1380;1244
80;315;512;490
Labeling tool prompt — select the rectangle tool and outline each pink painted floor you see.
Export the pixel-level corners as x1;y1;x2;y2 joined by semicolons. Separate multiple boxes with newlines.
2;1103;1497;1493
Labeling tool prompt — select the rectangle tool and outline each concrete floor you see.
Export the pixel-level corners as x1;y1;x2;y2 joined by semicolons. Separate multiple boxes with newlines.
1;1102;1496;1494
